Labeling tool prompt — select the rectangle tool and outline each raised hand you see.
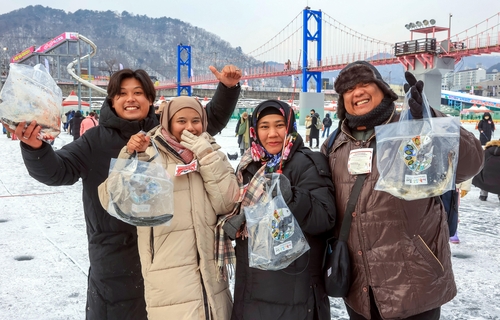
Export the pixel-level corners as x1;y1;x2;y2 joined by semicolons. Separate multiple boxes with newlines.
403;71;425;119
209;64;241;88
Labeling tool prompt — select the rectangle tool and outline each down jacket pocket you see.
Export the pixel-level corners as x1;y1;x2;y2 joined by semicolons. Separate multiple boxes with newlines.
412;235;445;279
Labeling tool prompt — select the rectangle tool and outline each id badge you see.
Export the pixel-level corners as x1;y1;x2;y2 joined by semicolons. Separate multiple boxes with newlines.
347;148;373;175
175;160;198;176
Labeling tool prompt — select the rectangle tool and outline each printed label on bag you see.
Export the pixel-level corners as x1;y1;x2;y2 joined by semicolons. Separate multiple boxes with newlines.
347;148;373;175
270;208;294;241
274;241;293;255
327;267;332;277
131;203;151;213
404;174;428;185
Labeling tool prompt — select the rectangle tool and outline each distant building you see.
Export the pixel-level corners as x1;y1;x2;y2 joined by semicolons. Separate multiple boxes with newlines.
477;71;500;97
441;67;487;92
485;70;499;81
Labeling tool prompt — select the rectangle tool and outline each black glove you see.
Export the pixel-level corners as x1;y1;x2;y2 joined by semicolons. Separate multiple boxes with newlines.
403;71;424;119
222;214;246;240
265;173;293;204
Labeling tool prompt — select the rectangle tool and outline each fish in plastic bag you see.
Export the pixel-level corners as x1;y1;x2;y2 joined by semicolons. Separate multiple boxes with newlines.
0;63;62;142
374;91;460;200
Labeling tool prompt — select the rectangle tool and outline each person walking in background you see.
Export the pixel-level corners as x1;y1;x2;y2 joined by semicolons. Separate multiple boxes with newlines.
307;109;320;149
477;112;495;146
3;64;242;320
304;114;312;143
449;178;473;244
472;138;500;202
322;113;333;138
221;100;336;320
68;110;85;140
80;111;99;136
235;111;252;156
321;60;483;320
98;96;238;320
66;110;75;132
61;112;68;131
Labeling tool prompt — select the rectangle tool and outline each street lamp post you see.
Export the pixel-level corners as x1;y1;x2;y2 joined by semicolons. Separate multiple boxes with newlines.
1;47;8;86
448;13;453;52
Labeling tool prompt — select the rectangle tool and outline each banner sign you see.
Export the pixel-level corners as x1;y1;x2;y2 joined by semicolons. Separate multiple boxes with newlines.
10;46;35;63
35;32;79;54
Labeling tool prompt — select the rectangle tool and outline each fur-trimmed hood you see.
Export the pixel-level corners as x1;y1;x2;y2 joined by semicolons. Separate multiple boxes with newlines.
485;139;500;148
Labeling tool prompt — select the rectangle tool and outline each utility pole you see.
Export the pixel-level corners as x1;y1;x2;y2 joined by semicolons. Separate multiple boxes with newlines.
448;13;453;52
212;52;218;69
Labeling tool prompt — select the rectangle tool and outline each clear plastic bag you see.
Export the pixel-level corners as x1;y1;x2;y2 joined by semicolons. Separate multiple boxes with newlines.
374;91;461;200
244;173;310;270
0;63;62;142
106;142;174;226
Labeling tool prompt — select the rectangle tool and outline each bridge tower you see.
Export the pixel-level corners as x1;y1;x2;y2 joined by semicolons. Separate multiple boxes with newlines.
177;45;192;96
299;7;324;124
395;23;455;108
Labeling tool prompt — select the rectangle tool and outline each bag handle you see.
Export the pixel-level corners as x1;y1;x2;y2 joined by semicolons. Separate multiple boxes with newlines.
338;142;376;242
129;136;160;163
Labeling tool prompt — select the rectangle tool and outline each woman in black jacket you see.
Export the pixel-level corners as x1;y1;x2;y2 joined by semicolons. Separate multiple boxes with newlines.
307;109;320;149
68;110;85;140
226;100;336;320
4;66;241;320
477;112;495;145
472;139;500;201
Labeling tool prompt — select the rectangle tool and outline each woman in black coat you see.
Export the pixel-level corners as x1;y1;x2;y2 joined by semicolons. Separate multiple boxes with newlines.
477;112;495;145
69;110;85;140
227;100;336;320
472;139;500;201
5;66;241;320
307;110;320;149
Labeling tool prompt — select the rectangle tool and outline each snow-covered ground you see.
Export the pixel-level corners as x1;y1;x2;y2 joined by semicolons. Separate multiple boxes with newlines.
0;119;499;319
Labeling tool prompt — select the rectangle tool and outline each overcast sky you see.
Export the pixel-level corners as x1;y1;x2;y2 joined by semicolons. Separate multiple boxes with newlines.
0;0;498;54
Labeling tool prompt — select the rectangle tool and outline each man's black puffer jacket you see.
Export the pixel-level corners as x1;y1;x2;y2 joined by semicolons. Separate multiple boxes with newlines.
20;83;240;320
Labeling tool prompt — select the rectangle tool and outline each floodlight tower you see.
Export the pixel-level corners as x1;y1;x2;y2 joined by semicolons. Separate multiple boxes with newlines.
395;18;454;107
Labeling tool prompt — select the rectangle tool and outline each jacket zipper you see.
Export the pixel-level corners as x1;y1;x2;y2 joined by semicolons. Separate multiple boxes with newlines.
150;227;155;263
155;136;185;163
197;251;210;320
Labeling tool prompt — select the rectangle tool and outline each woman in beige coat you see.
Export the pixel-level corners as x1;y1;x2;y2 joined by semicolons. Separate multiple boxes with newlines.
99;96;238;320
304;115;312;143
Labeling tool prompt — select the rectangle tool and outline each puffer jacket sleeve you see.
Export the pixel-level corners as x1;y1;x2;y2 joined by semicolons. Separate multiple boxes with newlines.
79;119;87;137
433;109;483;183
287;150;336;236
20;135;93;185
455;126;484;183
198;149;239;215
205;82;241;135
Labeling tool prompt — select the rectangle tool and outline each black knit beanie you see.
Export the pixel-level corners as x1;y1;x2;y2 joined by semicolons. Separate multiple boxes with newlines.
334;61;398;120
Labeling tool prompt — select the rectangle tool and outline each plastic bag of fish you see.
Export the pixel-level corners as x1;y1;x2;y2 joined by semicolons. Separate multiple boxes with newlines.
373;91;460;200
0;63;62;142
106;141;174;227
